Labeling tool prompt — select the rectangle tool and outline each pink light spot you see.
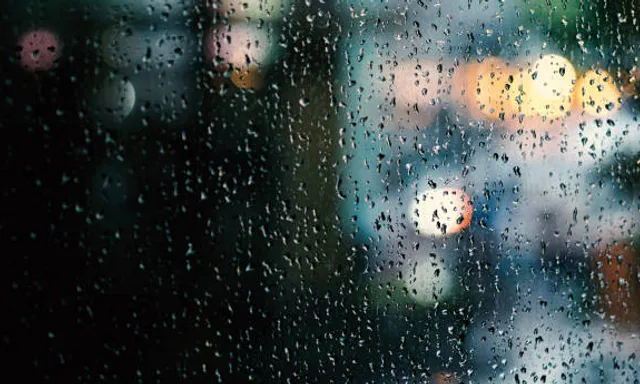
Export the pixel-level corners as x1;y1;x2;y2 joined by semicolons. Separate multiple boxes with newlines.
204;26;269;69
18;29;62;72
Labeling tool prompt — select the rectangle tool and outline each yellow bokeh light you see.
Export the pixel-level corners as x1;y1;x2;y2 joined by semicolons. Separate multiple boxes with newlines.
530;54;576;100
512;54;576;121
575;69;621;117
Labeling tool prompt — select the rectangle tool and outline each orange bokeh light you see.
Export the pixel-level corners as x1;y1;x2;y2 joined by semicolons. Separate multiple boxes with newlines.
230;65;265;89
453;56;517;122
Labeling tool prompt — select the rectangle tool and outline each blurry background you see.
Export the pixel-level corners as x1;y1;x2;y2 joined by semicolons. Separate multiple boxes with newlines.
1;0;639;382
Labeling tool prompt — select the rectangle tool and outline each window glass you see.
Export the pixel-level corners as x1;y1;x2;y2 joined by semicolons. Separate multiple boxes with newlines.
2;0;639;382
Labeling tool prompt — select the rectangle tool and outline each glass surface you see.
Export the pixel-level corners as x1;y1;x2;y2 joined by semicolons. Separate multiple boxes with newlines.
2;0;639;382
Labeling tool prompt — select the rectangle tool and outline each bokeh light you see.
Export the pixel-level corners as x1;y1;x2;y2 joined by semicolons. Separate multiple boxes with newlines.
528;54;576;101
98;76;136;124
511;54;576;122
18;29;61;72
410;188;472;236
575;69;621;117
204;24;274;70
390;60;450;127
453;56;515;122
431;372;458;384
229;66;265;89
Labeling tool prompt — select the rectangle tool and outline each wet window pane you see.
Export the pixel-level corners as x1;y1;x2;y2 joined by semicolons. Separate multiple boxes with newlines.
3;0;640;382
